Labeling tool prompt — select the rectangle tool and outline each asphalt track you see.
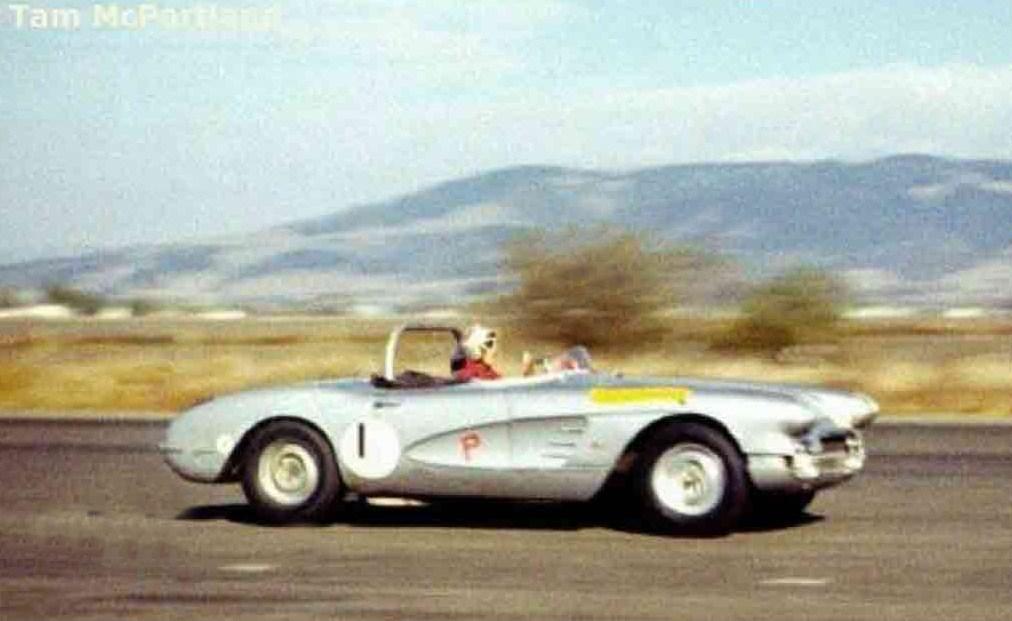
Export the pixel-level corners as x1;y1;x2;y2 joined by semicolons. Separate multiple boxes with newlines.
2;419;1011;620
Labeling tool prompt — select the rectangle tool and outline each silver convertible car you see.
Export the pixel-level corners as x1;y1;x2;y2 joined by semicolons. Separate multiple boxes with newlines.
161;324;877;534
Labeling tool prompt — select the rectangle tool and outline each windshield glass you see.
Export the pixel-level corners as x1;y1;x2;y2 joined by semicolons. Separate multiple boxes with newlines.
564;346;593;371
534;346;593;374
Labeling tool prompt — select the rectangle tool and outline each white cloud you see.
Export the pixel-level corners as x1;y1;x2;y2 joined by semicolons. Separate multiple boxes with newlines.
275;0;579;80
330;202;525;240
908;174;1012;200
243;62;1012;225
280;17;515;75
980;180;1012;195
386;63;1012;172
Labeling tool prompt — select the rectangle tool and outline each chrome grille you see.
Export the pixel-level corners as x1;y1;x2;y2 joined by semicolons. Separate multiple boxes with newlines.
819;437;848;454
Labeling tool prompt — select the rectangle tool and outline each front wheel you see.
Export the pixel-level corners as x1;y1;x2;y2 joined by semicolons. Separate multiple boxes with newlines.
241;421;342;524
632;423;748;535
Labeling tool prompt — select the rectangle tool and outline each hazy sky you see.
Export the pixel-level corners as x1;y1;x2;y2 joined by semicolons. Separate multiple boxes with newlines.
2;0;1011;260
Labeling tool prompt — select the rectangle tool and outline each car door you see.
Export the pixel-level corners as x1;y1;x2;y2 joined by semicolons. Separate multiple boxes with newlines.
345;382;514;497
503;377;608;500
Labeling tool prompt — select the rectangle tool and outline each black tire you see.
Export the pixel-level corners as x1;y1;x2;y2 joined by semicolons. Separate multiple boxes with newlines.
750;490;816;519
632;423;748;536
241;421;342;524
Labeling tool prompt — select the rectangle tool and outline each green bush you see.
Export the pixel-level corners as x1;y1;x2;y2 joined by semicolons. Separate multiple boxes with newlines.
0;288;19;309
497;227;704;349
45;284;105;315
715;267;848;354
128;298;162;316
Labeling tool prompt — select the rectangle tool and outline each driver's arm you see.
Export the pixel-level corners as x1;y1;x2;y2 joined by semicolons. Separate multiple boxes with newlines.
521;351;550;376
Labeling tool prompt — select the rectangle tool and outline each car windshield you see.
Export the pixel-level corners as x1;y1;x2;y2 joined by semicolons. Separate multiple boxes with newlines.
565;346;593;370
546;346;593;372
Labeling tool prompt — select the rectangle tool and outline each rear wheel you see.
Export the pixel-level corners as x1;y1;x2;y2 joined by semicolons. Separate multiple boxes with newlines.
632;423;748;535
241;421;342;524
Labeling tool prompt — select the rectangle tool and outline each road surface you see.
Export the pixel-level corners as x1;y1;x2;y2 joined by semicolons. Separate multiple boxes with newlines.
1;419;1011;620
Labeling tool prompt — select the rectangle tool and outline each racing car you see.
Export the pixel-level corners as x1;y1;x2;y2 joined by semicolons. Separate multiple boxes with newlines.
160;324;877;534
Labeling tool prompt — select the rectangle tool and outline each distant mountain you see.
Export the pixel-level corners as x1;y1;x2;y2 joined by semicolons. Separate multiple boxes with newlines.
1;155;1010;308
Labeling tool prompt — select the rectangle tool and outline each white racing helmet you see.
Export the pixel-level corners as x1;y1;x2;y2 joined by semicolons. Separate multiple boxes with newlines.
462;325;498;361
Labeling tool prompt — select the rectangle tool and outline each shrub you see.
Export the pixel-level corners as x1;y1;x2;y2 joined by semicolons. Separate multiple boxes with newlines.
45;284;105;315
497;227;706;349
128;298;162;316
715;267;848;354
0;288;19;309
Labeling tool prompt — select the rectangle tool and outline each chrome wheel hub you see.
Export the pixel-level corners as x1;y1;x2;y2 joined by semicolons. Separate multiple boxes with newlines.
650;443;726;516
257;441;319;506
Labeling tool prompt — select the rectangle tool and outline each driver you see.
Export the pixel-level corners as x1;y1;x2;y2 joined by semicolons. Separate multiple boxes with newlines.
453;325;502;381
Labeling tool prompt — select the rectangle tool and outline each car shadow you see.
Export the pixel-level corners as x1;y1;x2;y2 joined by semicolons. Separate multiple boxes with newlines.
176;501;822;535
176;503;258;523
737;510;824;533
175;500;596;531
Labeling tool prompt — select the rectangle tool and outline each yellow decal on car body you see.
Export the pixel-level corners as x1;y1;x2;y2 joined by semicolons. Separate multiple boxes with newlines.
589;387;692;405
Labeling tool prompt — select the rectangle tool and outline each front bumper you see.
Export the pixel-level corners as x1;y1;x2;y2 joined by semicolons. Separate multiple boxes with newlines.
748;427;865;492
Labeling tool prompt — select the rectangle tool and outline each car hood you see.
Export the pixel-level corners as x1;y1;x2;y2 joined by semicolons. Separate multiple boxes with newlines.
603;374;879;429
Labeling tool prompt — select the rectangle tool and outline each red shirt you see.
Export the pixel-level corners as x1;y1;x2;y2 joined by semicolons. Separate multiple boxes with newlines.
454;358;501;381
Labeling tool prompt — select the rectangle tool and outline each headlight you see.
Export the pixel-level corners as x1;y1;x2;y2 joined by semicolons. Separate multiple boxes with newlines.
778;406;819;436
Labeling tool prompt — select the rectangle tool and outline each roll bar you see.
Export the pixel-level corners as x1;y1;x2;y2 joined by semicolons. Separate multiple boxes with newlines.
383;324;462;381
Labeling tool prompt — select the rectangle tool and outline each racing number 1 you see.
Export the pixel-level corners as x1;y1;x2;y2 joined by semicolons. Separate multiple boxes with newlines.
339;418;401;480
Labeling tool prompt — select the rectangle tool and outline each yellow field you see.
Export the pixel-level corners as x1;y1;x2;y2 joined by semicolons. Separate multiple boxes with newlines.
0;316;1009;415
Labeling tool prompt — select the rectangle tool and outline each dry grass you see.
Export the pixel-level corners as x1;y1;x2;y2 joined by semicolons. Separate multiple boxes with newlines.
0;316;1009;415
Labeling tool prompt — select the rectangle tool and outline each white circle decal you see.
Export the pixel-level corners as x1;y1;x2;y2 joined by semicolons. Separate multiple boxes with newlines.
338;418;401;479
